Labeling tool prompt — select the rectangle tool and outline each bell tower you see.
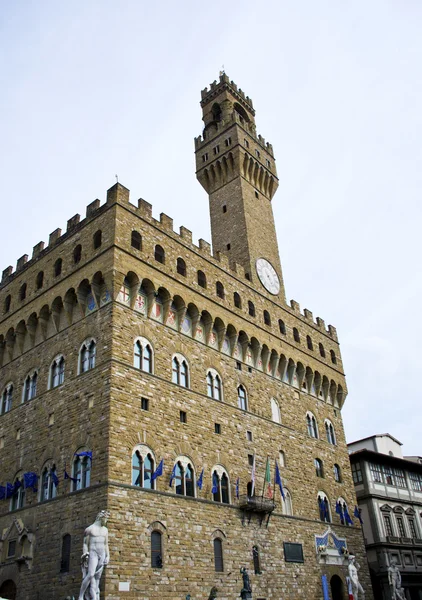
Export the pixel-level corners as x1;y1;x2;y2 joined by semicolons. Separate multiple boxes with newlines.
195;73;285;301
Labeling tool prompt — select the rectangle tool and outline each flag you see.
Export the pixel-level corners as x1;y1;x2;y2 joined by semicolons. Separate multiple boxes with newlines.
344;505;353;526
197;468;204;490
169;464;177;487
319;497;328;521
51;470;59;487
264;457;273;499
74;451;92;460
336;501;344;522
24;472;38;491
64;470;79;483
236;477;240;499
211;472;219;495
250;454;256;496
6;483;14;498
346;576;354;600
354;505;363;525
274;460;285;500
0;486;6;500
151;459;164;482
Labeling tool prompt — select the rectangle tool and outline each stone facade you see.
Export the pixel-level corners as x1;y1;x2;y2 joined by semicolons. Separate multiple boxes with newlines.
0;74;373;600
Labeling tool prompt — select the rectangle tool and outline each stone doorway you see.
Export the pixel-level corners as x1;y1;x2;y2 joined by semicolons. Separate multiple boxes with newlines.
0;579;17;600
330;574;344;600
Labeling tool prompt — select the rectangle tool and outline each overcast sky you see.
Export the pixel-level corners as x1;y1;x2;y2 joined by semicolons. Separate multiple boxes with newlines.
1;1;421;454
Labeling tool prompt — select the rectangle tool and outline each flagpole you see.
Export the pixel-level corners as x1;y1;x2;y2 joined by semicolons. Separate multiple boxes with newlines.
261;456;268;499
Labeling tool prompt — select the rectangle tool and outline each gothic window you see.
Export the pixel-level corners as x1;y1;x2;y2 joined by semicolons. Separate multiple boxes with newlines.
23;371;38;402
237;385;247;411
4;294;11;313
293;327;300;343
278;319;286;334
73;244;82;264
172;458;195;497
19;283;27;301
154;244;165;264
1;384;13;414
248;301;255;317
134;338;153;373
60;534;71;572
282;488;293;516
216;281;225;299
79;339;96;374
40;465;58;501
9;474;25;511
306;412;318;438
325;420;336;445
172;355;189;387
36;271;44;289
234;292;242;308
72;451;91;491
132;446;155;490
197;270;207;288
151;531;163;568
131;230;142;250
315;458;324;478
212;468;230;504
177;257;186;276
207;369;222;401
306;335;313;350
93;230;102;249
334;464;342;483
270;398;281;423
319;343;326;358
330;349;337;364
54;258;62;277
50;355;65;389
318;492;331;522
214;538;224;572
263;310;271;326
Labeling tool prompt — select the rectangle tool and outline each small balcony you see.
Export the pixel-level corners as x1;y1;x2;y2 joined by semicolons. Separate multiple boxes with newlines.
238;495;275;526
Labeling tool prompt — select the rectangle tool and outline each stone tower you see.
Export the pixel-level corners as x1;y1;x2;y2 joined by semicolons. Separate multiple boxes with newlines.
195;73;285;301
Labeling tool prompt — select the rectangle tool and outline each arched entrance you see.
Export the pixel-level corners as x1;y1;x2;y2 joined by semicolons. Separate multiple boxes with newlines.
0;579;17;600
330;574;344;600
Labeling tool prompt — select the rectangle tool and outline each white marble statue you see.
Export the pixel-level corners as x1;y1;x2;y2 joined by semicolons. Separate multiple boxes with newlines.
388;559;406;600
78;510;110;600
348;555;365;600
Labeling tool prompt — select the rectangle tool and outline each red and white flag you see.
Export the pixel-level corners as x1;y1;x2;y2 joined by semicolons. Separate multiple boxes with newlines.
250;454;256;496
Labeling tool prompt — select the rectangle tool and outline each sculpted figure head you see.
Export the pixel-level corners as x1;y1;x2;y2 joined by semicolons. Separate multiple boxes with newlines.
96;510;110;525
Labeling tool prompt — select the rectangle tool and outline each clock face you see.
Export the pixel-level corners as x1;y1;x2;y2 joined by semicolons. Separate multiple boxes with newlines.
256;258;280;295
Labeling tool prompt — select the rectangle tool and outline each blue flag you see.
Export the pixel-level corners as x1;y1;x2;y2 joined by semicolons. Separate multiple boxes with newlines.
344;505;353;525
197;468;204;490
51;470;59;488
354;505;363;524
13;480;22;493
275;461;285;500
319;497;328;521
24;472;38;491
335;501;344;521
211;472;219;495
236;477;239;499
0;486;6;500
64;470;79;483
74;451;92;460
151;459;164;481
169;464;177;487
5;483;14;498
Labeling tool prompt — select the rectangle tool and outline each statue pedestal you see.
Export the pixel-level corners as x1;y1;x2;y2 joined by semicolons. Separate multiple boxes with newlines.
240;592;252;600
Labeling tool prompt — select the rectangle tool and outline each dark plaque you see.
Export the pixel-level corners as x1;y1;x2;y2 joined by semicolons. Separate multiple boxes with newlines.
283;542;304;563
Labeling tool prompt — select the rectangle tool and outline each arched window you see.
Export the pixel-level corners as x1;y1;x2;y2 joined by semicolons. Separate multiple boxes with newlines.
212;467;230;504
216;281;225;299
155;244;165;264
334;464;342;483
207;369;222;401
60;534;71;572
19;283;27;301
263;310;271;326
172;457;195;497
36;271;44;290
318;492;331;522
248;301;255;317
54;258;62;277
336;497;352;525
306;335;313;350
73;244;82;264
93;230;102;249
234;292;242;309
306;412;318;438
72;451;91;491
315;458;324;478
132;446;155;490
40;465;58;501
177;257;186;276
79;339;96;374
1;383;13;414
325;420;336;445
293;327;300;343
214;538;224;572
319;343;326;358
197;270;207;288
172;354;189;387
282;488;293;516
49;355;65;389
252;546;261;574
134;338;153;373
131;230;142;250
237;385;247;411
270;398;281;423
278;319;286;334
151;531;163;568
330;350;337;364
10;474;25;511
23;371;38;402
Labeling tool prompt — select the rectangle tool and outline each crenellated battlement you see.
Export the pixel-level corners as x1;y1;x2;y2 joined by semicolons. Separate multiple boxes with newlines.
200;73;254;112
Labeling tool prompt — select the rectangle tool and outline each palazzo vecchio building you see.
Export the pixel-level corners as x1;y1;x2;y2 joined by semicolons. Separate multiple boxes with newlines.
0;74;373;600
